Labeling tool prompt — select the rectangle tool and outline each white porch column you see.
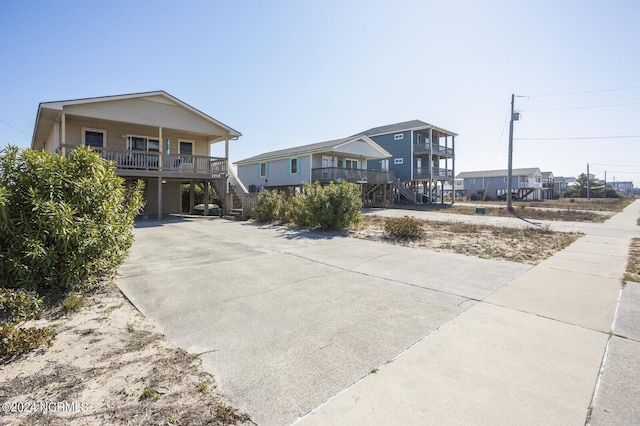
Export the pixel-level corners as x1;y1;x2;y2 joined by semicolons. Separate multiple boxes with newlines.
452;135;456;204
428;128;433;204
158;127;163;169
157;176;162;220
60;113;66;155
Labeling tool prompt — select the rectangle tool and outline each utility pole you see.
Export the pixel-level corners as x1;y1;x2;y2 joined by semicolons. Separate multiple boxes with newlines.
507;94;515;211
587;163;590;200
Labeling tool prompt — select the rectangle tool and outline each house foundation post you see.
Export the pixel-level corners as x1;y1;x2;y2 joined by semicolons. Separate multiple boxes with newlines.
157;176;163;220
189;180;195;214
204;181;210;216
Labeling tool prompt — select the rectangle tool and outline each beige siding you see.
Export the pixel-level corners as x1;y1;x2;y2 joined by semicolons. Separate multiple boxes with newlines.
64;116;212;155
63;96;228;136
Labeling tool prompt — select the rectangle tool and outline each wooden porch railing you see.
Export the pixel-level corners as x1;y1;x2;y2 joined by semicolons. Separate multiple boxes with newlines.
59;145;227;175
311;167;395;184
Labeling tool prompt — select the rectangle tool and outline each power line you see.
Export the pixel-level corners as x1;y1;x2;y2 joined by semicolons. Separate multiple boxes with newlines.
0;119;32;138
518;85;640;98
516;135;640;141
519;101;640;112
590;163;640;168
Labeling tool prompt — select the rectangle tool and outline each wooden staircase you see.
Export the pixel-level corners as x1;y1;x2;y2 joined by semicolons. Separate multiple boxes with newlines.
397;181;419;204
226;184;244;220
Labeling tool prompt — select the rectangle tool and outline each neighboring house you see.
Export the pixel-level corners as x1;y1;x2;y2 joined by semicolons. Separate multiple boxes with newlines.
234;135;395;205
355;120;457;203
611;181;635;195
456;167;543;201
31;91;241;219
541;171;554;199
553;176;577;197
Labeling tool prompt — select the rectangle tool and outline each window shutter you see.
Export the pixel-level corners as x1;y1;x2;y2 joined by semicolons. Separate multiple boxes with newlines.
257;163;260;177
287;158;291;175
265;162;269;177
297;157;301;174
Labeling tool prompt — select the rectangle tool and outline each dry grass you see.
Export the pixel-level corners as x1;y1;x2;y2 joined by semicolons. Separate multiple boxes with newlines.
0;283;252;426
624;238;640;283
459;198;630;212
354;215;581;265
439;204;608;222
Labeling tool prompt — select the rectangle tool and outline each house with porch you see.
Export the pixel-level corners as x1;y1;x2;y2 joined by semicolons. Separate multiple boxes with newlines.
355;120;457;203
541;171;555;199
456;167;543;201
234;135;395;206
31;91;241;219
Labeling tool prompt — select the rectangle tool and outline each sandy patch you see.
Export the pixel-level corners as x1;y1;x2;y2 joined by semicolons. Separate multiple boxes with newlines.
0;284;252;425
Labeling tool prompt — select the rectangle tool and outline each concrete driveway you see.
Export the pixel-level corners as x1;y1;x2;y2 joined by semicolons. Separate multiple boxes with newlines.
118;218;530;425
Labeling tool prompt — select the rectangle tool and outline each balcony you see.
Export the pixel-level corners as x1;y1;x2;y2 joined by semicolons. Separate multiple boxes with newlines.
414;167;454;180
311;167;395;184
60;145;227;178
413;143;454;157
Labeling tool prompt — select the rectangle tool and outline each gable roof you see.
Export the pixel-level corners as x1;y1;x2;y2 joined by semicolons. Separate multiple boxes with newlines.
353;119;458;137
234;135;390;165
31;90;241;149
456;168;542;179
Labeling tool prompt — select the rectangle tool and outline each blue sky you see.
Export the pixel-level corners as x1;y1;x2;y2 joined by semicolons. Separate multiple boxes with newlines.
1;0;639;185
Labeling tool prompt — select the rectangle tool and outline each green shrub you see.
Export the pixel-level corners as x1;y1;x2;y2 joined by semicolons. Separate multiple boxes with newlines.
61;294;85;314
252;190;287;222
288;181;362;230
0;288;54;358
384;216;425;240
0;145;144;294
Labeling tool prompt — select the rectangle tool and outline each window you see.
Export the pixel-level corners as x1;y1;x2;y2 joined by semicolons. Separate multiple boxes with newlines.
519;176;527;183
345;159;358;169
394;133;404;140
126;136;159;152
179;141;193;156
83;128;105;148
417;134;422;144
469;178;476;184
290;158;298;174
503;177;508;183
259;162;268;177
394;158;403;165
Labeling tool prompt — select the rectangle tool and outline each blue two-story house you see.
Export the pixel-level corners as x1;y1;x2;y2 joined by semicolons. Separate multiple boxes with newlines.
354;120;457;203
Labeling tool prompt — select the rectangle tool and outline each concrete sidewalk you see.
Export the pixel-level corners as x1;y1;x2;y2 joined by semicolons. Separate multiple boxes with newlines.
296;200;640;425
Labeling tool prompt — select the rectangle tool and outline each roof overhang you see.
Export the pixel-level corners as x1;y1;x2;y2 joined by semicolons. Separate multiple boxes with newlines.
31;91;241;150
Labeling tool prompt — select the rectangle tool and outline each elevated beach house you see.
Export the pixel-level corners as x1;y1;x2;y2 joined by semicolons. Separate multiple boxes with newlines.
456;167;543;201
357;120;457;203
234;135;395;206
31;91;241;219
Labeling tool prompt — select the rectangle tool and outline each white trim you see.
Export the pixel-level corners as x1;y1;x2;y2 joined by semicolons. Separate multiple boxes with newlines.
82;127;106;148
394;133;404;140
394;158;404;165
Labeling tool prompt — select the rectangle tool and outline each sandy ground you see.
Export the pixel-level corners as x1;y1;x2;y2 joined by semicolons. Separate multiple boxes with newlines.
353;215;580;264
0;283;252;426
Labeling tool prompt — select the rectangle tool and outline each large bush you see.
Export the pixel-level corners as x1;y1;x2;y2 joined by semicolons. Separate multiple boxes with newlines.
0;145;144;293
288;181;362;230
252;189;287;222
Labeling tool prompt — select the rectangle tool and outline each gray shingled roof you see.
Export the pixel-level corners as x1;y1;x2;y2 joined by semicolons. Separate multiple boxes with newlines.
352;119;458;137
456;168;542;179
235;136;379;164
